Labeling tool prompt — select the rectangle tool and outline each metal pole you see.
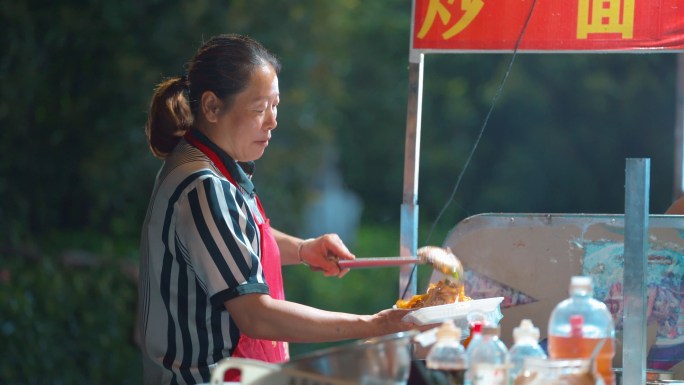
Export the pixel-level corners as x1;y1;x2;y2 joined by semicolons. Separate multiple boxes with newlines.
399;52;423;299
674;54;684;199
623;158;649;385
399;1;424;299
399;0;423;299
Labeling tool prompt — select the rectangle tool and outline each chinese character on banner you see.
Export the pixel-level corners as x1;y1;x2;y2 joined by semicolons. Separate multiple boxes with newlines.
412;0;684;51
577;0;635;39
417;0;484;40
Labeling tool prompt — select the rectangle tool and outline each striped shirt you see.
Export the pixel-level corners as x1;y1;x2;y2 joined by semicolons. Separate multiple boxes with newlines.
138;133;268;385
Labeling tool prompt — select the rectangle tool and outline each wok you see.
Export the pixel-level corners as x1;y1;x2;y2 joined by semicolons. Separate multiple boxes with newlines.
283;330;418;385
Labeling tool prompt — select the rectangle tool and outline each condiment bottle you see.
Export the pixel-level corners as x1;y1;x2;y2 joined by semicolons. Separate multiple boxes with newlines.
508;319;547;384
425;321;468;385
464;321;484;385
468;326;508;385
547;275;615;385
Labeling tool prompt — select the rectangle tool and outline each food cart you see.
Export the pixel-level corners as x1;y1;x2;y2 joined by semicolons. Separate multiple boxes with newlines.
399;0;684;383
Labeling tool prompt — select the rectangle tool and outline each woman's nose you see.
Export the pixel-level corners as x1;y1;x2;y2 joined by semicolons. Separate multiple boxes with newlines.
265;109;277;130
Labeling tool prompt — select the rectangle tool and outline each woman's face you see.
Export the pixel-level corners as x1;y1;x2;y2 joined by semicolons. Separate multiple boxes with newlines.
206;64;279;162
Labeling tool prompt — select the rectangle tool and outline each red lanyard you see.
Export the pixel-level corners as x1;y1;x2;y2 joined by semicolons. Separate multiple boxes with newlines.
183;131;267;219
184;132;237;185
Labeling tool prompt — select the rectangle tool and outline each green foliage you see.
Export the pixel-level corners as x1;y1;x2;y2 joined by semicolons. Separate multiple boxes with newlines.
416;52;676;233
0;252;141;384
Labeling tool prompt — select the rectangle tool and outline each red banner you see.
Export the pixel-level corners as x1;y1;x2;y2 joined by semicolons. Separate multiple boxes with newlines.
412;0;684;52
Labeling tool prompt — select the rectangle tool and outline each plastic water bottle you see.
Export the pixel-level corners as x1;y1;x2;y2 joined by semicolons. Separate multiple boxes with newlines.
464;321;483;385
425;321;468;385
508;319;547;384
547;275;615;385
468;326;508;385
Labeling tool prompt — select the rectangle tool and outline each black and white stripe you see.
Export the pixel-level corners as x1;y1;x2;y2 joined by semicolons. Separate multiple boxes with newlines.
139;141;269;385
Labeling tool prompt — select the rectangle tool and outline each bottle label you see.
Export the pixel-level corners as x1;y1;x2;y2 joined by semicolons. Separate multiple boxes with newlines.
569;314;584;338
471;363;508;385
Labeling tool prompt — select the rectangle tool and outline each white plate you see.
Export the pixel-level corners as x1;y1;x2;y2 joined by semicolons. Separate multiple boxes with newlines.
401;297;504;325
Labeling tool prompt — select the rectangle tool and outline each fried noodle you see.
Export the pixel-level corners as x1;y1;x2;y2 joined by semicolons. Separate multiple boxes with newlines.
395;279;471;309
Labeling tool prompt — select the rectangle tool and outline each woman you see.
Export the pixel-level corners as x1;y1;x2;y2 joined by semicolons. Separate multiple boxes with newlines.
138;34;417;385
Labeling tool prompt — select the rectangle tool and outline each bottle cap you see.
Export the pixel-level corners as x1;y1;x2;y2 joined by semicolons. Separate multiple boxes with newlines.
435;320;462;341
471;321;483;334
467;310;486;324
513;319;540;343
570;276;593;293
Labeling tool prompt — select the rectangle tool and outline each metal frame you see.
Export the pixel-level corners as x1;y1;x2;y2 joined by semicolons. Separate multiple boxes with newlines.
623;159;650;385
675;54;684;198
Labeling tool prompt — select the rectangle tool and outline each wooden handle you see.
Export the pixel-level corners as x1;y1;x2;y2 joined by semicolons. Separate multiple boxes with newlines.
338;257;422;269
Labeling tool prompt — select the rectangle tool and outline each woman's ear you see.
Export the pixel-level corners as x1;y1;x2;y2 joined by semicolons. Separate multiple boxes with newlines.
200;91;222;123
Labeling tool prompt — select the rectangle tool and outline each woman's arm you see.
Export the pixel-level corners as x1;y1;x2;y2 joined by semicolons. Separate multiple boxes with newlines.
225;293;416;343
271;228;304;265
666;196;684;214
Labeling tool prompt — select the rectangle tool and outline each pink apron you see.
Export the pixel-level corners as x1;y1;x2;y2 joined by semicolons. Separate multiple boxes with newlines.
226;201;288;382
230;200;288;362
184;133;288;381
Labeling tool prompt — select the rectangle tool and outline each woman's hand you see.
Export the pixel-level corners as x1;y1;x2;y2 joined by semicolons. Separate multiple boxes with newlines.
369;308;420;335
299;233;355;278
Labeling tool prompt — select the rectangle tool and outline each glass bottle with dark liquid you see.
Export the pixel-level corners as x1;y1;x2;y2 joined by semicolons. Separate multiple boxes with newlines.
425;321;468;385
424;367;466;385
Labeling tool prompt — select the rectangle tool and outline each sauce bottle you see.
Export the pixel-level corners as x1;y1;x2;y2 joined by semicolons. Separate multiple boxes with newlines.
425;321;468;385
547;275;615;385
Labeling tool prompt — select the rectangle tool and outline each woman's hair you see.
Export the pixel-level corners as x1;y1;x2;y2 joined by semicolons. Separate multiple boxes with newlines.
145;34;281;159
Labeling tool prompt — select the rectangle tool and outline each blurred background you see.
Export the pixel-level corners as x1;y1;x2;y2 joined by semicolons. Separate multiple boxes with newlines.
0;0;679;383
